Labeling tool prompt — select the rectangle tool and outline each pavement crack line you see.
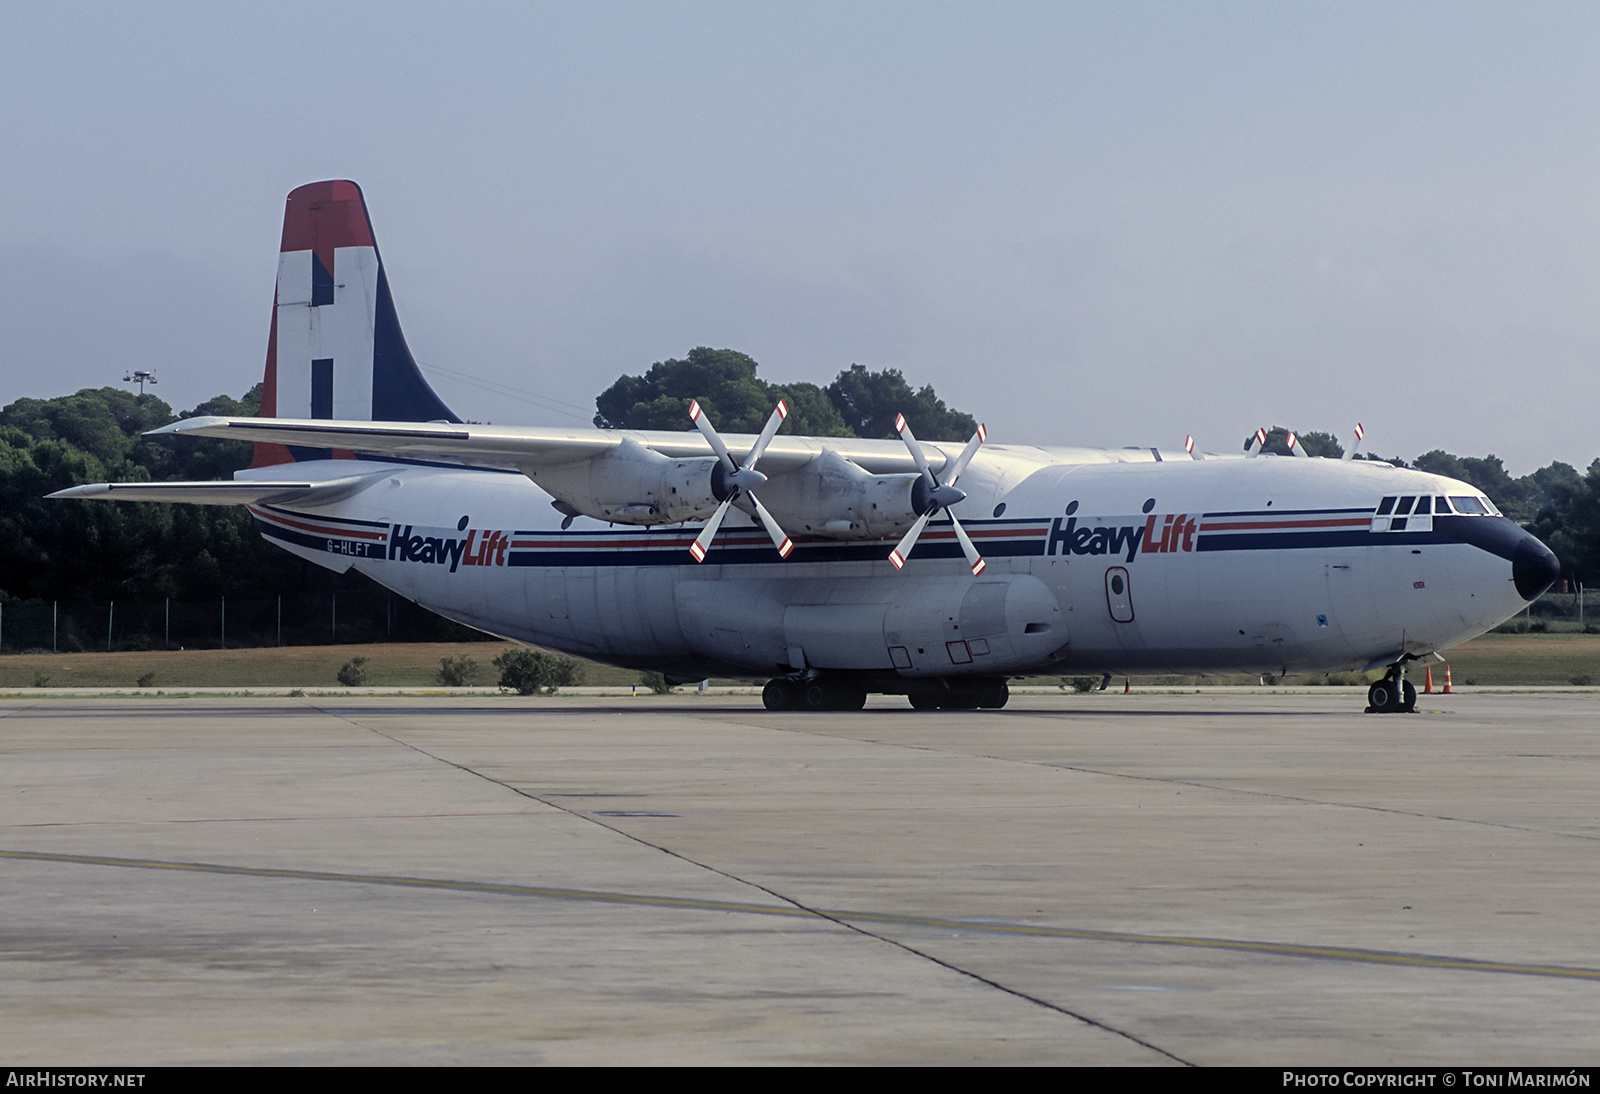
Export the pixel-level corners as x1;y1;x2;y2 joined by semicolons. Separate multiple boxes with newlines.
315;702;1195;1066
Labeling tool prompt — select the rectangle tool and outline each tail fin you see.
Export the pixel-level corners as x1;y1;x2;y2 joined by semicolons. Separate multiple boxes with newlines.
253;180;459;467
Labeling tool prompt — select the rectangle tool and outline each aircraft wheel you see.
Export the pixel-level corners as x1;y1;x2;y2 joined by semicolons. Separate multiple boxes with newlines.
908;694;941;711
977;683;1010;709
943;693;982;710
802;683;829;711
1366;679;1415;714
834;682;868;711
1366;682;1394;713
802;679;868;712
763;679;802;711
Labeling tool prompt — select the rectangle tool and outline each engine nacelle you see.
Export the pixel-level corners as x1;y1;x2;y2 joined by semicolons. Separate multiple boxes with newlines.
526;438;719;525
755;450;922;540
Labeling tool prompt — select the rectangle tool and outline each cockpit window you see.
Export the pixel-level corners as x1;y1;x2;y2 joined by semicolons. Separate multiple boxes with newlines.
1448;496;1489;515
1434;496;1452;514
1414;496;1431;515
1376;496;1396;516
1394;496;1416;515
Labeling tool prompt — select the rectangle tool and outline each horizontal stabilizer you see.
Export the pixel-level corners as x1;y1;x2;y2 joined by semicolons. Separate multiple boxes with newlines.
48;473;387;507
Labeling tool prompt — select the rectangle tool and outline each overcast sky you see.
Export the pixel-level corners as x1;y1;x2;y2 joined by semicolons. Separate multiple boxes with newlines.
2;2;1596;473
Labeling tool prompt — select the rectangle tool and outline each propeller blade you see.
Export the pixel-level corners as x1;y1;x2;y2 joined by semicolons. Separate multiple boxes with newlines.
687;397;795;561
748;493;795;558
895;413;938;490
888;415;989;574
1341;421;1365;461
688;498;733;562
943;423;987;486
948;513;987;576
743;400;788;470
688;399;738;471
888;512;932;570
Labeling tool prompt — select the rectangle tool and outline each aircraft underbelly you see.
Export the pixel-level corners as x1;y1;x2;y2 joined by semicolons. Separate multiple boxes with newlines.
669;572;1065;676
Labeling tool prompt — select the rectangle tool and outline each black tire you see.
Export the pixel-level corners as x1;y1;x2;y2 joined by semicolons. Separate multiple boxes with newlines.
763;679;801;711
1367;682;1394;712
908;694;941;711
1367;679;1415;714
834;682;868;711
802;679;868;712
978;683;1010;709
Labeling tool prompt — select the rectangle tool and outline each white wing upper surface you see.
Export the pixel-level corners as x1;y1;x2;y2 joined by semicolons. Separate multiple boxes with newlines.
148;415;1004;475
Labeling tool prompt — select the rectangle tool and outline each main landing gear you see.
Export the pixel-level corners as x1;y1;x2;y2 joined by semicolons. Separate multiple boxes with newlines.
760;675;1011;712
763;676;867;712
1366;665;1416;714
907;682;1010;710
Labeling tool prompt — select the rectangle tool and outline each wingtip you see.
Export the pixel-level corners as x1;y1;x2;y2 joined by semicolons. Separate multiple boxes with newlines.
46;484;108;499
146;415;229;436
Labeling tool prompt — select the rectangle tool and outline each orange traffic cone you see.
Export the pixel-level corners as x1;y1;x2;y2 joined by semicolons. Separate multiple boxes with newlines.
1442;665;1454;693
1424;667;1434;693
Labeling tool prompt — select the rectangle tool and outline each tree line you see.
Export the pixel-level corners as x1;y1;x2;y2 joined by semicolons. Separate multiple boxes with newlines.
1;351;1596;635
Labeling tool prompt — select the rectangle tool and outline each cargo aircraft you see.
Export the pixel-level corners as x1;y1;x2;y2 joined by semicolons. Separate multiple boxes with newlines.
52;181;1561;713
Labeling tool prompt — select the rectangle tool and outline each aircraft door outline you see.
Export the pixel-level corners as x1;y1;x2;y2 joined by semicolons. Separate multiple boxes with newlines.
1105;566;1134;623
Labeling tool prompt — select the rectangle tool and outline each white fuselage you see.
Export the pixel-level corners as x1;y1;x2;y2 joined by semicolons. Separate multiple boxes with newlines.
245;445;1534;681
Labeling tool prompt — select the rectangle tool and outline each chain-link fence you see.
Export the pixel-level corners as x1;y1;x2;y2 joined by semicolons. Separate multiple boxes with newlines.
0;587;487;653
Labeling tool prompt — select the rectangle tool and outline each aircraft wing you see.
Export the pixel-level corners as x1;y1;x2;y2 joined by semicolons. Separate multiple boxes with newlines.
149;415;942;475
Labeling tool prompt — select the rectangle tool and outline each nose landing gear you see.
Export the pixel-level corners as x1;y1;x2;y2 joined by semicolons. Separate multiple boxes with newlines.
1366;665;1417;714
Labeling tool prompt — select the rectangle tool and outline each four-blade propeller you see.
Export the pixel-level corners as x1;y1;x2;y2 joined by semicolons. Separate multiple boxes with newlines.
685;400;990;574
686;398;794;562
887;414;988;576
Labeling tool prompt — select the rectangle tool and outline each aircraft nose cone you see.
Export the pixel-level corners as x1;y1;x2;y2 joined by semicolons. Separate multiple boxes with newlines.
1512;532;1561;601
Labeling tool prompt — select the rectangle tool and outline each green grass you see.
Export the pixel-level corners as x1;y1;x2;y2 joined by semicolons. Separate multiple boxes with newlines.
0;642;650;690
2;632;1596;691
